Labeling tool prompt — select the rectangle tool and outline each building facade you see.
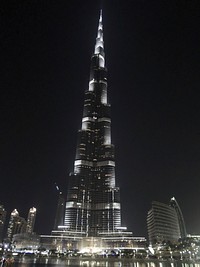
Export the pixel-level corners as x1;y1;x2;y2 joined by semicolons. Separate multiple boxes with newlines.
54;191;65;230
147;201;181;246
40;10;135;251
63;11;122;238
170;197;187;239
26;207;37;234
0;205;7;242
7;209;26;241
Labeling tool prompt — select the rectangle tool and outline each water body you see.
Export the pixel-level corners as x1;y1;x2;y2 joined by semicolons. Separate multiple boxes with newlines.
12;257;200;267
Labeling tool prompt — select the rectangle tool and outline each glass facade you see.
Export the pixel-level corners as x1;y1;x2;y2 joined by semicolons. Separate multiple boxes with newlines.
26;207;36;234
7;209;26;240
147;201;181;245
64;11;122;237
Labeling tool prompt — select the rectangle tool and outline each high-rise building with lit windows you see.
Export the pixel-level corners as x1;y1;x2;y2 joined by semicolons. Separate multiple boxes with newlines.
63;10;122;238
7;209;26;241
7;209;19;240
0;205;6;242
147;201;181;245
26;207;36;234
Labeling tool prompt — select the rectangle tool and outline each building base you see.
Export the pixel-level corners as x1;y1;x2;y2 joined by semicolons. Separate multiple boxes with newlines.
40;231;146;253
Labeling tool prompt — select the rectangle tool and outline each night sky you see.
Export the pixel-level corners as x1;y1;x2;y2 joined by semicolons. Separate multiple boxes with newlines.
1;0;200;238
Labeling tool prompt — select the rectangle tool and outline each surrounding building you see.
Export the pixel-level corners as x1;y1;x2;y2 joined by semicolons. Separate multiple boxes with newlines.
170;197;187;239
54;191;65;230
7;209;26;241
7;209;19;240
0;205;7;242
147;201;181;246
26;207;37;234
54;185;65;230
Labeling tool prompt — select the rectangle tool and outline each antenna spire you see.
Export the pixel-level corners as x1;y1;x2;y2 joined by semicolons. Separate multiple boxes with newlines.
94;9;104;59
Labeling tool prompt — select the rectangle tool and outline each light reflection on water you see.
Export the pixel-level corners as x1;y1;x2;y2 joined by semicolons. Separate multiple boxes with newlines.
13;258;200;267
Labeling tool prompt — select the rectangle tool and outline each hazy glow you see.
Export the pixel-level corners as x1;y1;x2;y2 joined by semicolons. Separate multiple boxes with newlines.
104;132;111;145
101;92;107;104
82;117;95;123
29;207;36;213
97;117;111;123
96;160;115;167
74;159;93;167
11;209;19;216
80;247;103;254
89;79;97;91
104;203;121;210
66;201;83;209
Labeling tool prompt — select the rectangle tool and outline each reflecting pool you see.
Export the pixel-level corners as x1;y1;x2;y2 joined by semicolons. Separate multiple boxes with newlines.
12;257;200;267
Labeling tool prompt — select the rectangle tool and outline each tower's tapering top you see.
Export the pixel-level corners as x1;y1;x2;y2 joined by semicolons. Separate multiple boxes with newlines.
94;9;104;59
99;9;102;23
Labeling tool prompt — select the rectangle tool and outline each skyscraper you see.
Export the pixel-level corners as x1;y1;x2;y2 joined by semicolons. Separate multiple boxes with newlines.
41;10;135;250
26;207;37;234
0;205;6;242
63;10;122;238
7;209;19;240
7;209;26;241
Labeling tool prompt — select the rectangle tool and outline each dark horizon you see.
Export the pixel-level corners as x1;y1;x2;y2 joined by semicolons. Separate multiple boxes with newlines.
1;0;200;238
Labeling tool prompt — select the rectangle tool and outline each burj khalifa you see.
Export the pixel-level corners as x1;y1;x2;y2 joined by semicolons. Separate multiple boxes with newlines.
63;11;122;238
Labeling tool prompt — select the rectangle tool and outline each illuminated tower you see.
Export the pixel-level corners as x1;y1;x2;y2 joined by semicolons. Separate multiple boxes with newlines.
0;205;6;242
26;207;37;234
64;11;121;237
7;209;26;240
7;209;19;240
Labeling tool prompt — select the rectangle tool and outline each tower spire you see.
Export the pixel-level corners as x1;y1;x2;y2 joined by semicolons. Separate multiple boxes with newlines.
94;10;104;61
